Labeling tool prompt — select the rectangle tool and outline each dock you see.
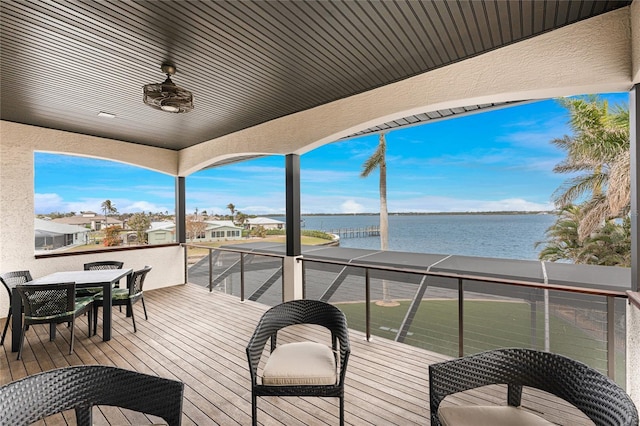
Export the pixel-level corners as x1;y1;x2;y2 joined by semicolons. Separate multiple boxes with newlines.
327;226;380;238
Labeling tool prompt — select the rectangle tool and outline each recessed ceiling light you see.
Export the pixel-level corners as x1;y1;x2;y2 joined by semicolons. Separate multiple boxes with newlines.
97;111;116;118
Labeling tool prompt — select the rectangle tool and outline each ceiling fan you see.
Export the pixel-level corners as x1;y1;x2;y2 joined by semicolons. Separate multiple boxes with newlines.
143;63;193;113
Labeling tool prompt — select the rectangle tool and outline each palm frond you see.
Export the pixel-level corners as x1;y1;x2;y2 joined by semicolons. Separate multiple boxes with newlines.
360;134;386;178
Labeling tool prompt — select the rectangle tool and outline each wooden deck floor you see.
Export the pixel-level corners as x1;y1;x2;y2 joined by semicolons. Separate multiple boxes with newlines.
1;283;593;425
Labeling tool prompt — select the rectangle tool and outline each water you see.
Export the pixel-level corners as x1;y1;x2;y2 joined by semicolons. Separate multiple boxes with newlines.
275;213;556;260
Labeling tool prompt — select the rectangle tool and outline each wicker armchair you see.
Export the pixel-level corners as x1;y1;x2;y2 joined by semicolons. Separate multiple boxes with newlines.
246;299;351;426
429;348;639;426
0;270;32;346
0;365;184;426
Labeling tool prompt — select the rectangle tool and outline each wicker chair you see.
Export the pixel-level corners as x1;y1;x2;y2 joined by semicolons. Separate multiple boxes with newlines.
0;365;184;426
15;282;94;359
0;270;32;346
246;299;350;426
429;348;639;426
79;260;124;296
93;265;151;334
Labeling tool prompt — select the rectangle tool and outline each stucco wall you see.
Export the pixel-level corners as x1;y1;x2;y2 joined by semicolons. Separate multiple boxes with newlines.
179;7;635;175
0;122;185;318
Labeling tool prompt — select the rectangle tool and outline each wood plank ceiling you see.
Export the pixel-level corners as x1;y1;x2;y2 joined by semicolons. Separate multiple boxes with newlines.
0;1;632;151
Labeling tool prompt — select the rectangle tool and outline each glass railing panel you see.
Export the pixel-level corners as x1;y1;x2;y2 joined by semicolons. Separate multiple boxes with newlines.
185;244;212;287
545;290;608;374
400;276;460;357
462;281;544;355
361;269;413;342
614;297;627;386
236;254;283;305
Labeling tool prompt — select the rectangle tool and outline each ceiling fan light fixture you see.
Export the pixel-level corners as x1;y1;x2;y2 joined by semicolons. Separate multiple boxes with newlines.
143;63;193;113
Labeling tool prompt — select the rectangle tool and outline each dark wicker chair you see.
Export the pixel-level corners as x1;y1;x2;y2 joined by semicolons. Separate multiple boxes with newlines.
15;282;94;359
0;270;32;346
429;348;639;426
246;299;350;426
0;365;184;426
93;265;151;334
79;260;124;296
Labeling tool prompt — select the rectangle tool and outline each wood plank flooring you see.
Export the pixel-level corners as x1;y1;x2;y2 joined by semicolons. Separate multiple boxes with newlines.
1;283;593;425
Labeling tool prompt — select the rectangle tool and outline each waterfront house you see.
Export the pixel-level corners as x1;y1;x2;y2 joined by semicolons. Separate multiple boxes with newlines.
245;217;286;231
1;1;639;421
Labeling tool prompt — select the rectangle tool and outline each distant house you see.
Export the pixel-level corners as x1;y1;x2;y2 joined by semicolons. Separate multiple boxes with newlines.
201;220;243;242
146;220;243;244
146;221;177;245
34;218;89;251
52;211;123;231
245;217;285;230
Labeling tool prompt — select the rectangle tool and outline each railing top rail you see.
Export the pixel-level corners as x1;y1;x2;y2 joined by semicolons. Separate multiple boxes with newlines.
628;291;640;309
182;243;286;259
188;244;628;299
300;256;629;299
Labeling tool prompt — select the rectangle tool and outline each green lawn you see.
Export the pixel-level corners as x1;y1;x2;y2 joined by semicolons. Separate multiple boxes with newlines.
335;299;626;384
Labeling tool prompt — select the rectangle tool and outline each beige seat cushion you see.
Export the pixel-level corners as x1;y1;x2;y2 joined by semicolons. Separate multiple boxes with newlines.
262;342;336;386
438;406;555;426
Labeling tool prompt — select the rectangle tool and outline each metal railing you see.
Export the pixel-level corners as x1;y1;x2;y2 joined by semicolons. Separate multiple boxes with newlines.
183;243;629;383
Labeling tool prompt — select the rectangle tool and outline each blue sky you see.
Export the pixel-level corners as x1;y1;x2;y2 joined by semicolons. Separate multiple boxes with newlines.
35;92;629;216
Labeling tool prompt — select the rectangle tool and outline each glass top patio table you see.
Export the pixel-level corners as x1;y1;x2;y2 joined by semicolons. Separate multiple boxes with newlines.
10;268;133;352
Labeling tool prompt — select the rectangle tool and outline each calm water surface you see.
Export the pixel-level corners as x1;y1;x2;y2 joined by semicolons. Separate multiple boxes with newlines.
276;214;555;260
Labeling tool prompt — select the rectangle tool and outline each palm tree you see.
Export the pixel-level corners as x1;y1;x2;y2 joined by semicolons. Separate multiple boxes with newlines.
536;205;583;263
227;203;236;218
235;212;248;229
551;96;629;240
361;133;388;250
537;204;630;266
101;199;117;227
361;133;394;304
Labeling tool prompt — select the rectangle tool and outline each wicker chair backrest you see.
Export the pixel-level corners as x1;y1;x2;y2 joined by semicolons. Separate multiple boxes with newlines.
128;265;151;296
429;348;638;426
0;270;33;297
246;299;350;383
0;365;184;426
17;282;75;320
83;261;124;271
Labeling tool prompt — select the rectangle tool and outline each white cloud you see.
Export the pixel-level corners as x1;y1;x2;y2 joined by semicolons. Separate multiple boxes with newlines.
34;193;65;213
340;200;365;214
119;201;171;214
389;196;553;213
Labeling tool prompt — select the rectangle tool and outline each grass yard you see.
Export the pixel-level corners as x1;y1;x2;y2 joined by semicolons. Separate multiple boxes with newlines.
336;299;626;384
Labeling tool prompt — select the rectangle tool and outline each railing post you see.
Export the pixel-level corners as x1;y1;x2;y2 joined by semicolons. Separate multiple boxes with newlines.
281;257;285;303
607;295;615;379
302;260;306;300
366;268;371;342
458;278;464;357
183;244;188;284
240;252;245;302
208;248;213;292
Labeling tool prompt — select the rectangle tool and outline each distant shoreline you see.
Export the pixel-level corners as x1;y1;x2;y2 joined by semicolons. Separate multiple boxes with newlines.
266;211;554;217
